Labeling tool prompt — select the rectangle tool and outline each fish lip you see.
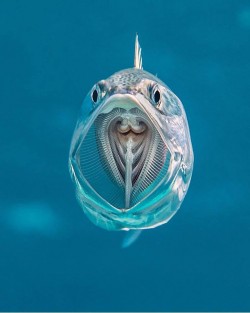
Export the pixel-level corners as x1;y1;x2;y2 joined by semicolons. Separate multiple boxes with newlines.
99;94;143;114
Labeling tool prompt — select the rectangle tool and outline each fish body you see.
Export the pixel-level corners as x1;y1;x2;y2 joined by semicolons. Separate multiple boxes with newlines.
69;36;194;231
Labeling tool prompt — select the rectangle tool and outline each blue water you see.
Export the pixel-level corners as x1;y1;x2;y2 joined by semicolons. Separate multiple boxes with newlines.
1;0;250;311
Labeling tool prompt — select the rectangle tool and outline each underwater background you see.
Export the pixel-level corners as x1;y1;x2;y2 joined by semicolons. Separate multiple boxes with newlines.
0;0;250;311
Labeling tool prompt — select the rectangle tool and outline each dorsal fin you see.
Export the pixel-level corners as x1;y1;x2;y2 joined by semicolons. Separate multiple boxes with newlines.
134;34;143;69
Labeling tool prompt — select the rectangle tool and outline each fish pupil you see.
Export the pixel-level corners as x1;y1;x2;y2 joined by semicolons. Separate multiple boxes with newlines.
154;90;160;104
92;89;98;103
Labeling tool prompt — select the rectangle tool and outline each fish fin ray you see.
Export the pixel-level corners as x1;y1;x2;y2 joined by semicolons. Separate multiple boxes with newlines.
134;34;143;69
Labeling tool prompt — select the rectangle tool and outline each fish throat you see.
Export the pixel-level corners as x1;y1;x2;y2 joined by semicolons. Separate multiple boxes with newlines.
95;105;167;209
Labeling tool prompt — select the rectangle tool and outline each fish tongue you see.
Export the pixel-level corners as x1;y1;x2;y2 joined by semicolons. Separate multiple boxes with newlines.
125;137;134;209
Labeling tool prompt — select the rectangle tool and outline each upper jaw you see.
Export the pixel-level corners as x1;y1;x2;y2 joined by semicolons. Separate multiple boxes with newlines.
99;94;143;114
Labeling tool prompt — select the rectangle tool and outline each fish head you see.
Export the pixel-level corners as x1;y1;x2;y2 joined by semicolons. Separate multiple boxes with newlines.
69;35;193;231
69;68;193;230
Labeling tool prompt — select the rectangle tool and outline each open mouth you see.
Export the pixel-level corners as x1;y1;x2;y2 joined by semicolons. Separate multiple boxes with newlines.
96;107;155;208
99;108;150;185
111;114;148;185
76;96;170;210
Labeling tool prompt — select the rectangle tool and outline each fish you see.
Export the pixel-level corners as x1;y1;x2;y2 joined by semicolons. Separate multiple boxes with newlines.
69;35;194;233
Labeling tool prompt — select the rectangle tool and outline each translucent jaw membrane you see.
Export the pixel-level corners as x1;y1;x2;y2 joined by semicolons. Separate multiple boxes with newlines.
75;96;171;210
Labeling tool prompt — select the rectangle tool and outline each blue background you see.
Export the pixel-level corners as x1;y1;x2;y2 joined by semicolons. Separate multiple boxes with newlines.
0;0;250;311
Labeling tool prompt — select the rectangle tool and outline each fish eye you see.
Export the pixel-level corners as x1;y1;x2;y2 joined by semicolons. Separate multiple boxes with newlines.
92;88;98;103
151;86;161;106
91;81;107;105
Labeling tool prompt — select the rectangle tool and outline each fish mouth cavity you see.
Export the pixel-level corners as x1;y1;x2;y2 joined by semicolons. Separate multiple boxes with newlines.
100;108;151;186
93;99;169;209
